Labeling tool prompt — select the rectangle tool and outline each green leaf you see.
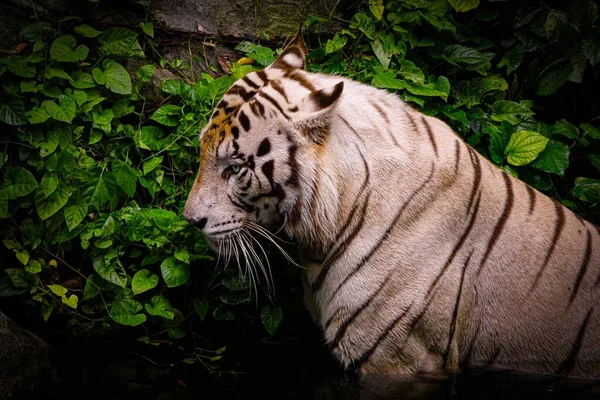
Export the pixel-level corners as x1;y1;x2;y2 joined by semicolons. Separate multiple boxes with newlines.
71;72;97;89
443;45;495;74
174;248;190;264
505;130;549;166
43;96;76;124
448;0;480;12
99;27;140;56
26;107;50;124
137;65;155;83
50;35;89;62
260;305;282;335
15;249;29;265
83;277;100;300
371;38;391;69
4;167;38;199
537;65;571;96
222;275;250;291
20;80;42;93
112;160;138;197
193;299;208;321
93;257;127;288
74;24;102;38
1;56;36;78
110;298;146;326
368;0;384;20
2;240;21;250
35;182;70;220
581;123;600;140
62;294;78;309
531;140;569;176
142;156;163;175
140;22;154;38
45;67;74;82
150;209;176;231
572;177;600;205
399;60;425;84
84;172;118;210
491;100;534;125
66;89;87;106
132;269;159;294
325;34;348;54
63;199;88;230
145;295;174;319
372;73;405;90
26;260;42;274
160;257;189;288
150;105;181;126
41;174;58;198
0;94;28;125
48;284;68;296
101;59;132;94
5;269;36;288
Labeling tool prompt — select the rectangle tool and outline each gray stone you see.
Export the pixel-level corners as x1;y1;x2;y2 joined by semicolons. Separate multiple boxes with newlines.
0;311;56;399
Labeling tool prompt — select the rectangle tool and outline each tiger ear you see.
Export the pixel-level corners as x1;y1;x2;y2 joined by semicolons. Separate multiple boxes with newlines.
294;81;344;144
271;26;308;70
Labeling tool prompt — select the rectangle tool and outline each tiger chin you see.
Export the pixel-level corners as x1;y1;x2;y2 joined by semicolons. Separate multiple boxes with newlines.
183;30;600;380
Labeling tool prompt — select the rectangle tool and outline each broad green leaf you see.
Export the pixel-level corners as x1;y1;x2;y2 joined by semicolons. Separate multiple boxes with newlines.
140;22;154;38
26;260;42;274
505;130;549;166
63;199;88;230
372;73;405;90
99;27;140;56
531;140;569;176
15;249;29;265
111;99;134;117
74;24;102;38
83;277;100;300
1;56;36;77
102;59;132;94
150;105;180;126
369;0;384;20
193;299;208;321
110;298;146;326
399;60;424;84
71;72;97;89
35;182;70;220
371;38;391;69
20;80;42;93
112;160;138;197
41;174;58;198
26;107;50;124
325;34;348;54
62;294;78;309
66;89;87;106
137;64;155;83
491;100;535;125
174;248;190;264
48;284;68;296
537;65;571;96
2;240;21;250
572;177;600;205
142;156;163;175
448;0;480;12
50;35;89;62
222;275;250;291
93;257;127;288
5;268;36;288
4;167;38;199
45;67;74;82
150;209;176;231
84;172;118;210
144;295;175;319
260;305;283;335
0;94;27;125
443;45;495;74
581;123;600;140
162;79;191;96
160;257;189;288
132;269;159;294
43;96;76;123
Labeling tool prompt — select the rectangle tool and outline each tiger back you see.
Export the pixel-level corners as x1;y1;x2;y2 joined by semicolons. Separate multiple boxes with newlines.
184;31;600;379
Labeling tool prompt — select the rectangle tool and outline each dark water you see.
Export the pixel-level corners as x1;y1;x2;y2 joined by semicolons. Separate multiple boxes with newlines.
16;338;600;400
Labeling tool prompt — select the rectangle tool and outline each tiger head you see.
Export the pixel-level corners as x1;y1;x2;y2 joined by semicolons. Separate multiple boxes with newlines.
183;30;344;252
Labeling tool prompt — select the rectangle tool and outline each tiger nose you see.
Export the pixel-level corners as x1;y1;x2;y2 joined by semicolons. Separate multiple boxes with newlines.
183;211;208;230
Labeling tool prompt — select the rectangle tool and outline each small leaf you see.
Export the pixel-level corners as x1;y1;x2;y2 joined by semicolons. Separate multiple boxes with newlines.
174;248;190;264
144;295;175;319
260;305;283;335
112;160;138;197
581;123;600;140
372;73;405;90
26;260;42;274
491;100;534;125
572;177;600;205
505;130;549;166
50;35;89;62
35;183;70;220
63;199;88;230
4;167;38;199
15;249;29;265
83;277;99;300
84;172;118;210
41;174;58;198
62;294;78;309
325;34;348;54
101;59;132;94
532;140;570;175
140;22;154;38
110;298;146;326
150;105;181;127
448;0;480;12
193;299;208;321
160;257;189;288
74;24;102;38
132;269;159;294
71;71;97;89
142;156;163;175
43;96;76;123
137;65;155;83
368;0;384;20
48;284;68;296
93;257;127;288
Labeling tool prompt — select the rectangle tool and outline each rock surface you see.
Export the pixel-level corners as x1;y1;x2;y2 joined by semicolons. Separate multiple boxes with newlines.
0;311;56;399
